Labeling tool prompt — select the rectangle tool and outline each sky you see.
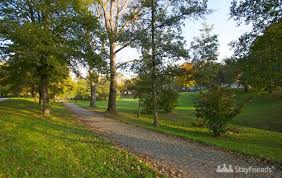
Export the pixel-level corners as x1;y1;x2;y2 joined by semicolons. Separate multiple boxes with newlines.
184;0;252;61
116;0;251;65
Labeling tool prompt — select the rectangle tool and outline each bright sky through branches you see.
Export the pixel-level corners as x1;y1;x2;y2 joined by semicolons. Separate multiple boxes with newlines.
78;0;251;77
116;0;251;64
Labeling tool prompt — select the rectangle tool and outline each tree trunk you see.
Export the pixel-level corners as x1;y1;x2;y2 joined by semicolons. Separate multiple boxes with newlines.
267;86;272;94
31;85;36;102
38;87;42;105
89;75;97;107
151;0;159;127
40;13;50;116
41;57;50;117
90;84;96;107
244;83;248;92
41;73;50;116
107;42;117;113
138;98;141;118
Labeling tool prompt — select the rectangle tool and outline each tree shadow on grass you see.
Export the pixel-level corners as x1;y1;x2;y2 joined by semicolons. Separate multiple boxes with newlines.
0;99;108;146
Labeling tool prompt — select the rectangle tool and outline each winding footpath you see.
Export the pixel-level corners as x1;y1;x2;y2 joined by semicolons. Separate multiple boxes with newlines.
65;103;281;178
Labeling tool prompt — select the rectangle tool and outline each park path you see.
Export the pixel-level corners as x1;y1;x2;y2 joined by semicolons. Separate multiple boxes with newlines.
0;98;8;102
65;103;281;178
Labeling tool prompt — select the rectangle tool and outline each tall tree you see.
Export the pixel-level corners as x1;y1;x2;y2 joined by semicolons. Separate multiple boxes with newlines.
245;21;282;93
190;23;219;62
190;23;220;88
151;0;158;126
230;0;282;92
90;1;143;113
0;1;75;116
129;0;208;127
69;3;106;107
230;0;282;57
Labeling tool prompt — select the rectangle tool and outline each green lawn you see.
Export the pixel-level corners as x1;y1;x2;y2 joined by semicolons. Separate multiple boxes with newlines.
0;99;158;178
73;90;282;165
232;90;282;132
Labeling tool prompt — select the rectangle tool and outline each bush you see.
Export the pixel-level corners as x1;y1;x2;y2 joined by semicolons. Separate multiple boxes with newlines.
142;88;179;113
194;87;240;136
159;88;179;112
142;94;156;114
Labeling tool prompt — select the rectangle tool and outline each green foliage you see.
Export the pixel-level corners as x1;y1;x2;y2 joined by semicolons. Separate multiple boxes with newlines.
142;95;157;114
73;78;90;100
96;76;110;100
231;21;282;93
53;77;77;100
194;88;240;136
142;87;179;113
216;63;236;85
0;0;80;115
247;20;282;91
159;88;179;112
230;0;282;93
190;23;219;62
190;23;220;88
193;61;220;88
230;0;282;32
72;76;110;101
74;90;282;133
119;79;136;96
125;0;208;125
130;68;179;114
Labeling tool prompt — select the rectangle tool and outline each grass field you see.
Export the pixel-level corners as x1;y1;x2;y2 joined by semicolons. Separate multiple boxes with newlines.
73;90;282;165
0;99;157;177
232;90;282;131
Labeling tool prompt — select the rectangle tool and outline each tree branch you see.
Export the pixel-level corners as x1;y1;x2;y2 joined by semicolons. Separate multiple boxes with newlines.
116;59;139;69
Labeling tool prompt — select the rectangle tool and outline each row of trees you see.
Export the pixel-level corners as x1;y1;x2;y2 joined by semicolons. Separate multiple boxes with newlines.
0;0;280;130
0;0;209;124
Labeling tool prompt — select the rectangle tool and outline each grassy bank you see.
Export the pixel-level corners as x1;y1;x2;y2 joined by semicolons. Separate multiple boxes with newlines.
232;90;282;131
73;90;282;165
0;99;157;177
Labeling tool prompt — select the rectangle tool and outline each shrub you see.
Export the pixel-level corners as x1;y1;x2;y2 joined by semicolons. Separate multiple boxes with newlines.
159;88;179;112
142;88;179;113
142;94;154;114
194;87;240;136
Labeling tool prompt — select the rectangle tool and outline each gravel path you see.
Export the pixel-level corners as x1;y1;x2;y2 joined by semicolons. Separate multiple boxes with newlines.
65;103;281;178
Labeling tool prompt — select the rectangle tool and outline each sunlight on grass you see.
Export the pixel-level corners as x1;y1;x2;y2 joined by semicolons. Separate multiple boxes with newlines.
73;91;282;165
0;99;157;178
